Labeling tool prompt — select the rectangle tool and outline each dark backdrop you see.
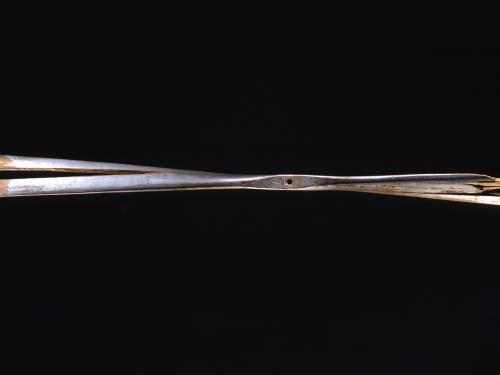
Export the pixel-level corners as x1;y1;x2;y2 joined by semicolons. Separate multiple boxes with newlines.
2;1;499;373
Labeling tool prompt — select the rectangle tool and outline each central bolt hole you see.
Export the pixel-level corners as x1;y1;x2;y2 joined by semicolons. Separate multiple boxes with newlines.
286;179;293;186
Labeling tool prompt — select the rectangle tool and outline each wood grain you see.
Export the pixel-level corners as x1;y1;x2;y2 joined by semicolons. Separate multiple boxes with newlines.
0;180;8;197
0;155;12;169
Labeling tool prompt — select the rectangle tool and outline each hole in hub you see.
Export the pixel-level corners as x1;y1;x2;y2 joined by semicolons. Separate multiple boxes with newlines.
286;178;293;186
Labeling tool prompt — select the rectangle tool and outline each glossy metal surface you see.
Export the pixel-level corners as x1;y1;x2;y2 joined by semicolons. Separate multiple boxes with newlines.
1;155;499;205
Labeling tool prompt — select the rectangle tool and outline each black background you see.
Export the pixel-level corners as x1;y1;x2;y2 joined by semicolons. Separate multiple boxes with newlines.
2;1;499;373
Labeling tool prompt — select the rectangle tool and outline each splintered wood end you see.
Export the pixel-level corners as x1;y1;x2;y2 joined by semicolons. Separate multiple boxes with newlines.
474;179;500;195
0;180;8;197
376;177;500;206
332;175;500;206
0;155;13;169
